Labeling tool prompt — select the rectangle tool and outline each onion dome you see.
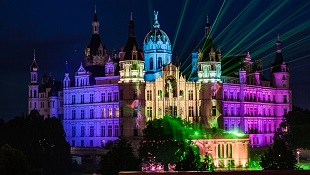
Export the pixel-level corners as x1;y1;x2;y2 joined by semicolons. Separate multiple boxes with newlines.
143;11;171;52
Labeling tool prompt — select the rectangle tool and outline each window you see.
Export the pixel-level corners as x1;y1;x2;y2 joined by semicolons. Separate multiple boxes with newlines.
157;57;162;68
81;140;84;147
120;107;123;117
120;90;123;100
284;108;287;115
90;126;94;137
108;126;112;137
72;126;76;137
158;90;162;98
150;59;153;70
72;95;76;104
114;92;119;101
147;90;152;100
133;89;137;99
60;101;63;107
90;94;94;103
81;110;84;119
224;124;228;130
147;107;152;118
188;106;194;117
90;109;94;119
284;95;287;103
81;126;85;137
72;140;75;147
101;93;105;102
102;108;106;118
188;90;193;100
101;126;105;137
72;110;76;120
90;140;93;147
114;125;119;137
108;93;112;102
40;102;44;108
212;106;216;116
81;94;84;104
108;108;112;118
115;108;119;117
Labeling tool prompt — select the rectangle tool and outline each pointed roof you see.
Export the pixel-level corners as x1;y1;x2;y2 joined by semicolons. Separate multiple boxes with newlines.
200;15;216;62
271;35;286;72
88;8;103;56
124;13;143;60
30;49;39;71
65;61;69;73
93;3;98;22
77;62;87;75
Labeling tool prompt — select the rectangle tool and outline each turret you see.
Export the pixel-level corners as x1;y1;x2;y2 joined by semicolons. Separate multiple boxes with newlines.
143;11;172;81
63;61;70;88
30;49;39;84
105;56;115;76
29;49;39;113
84;4;106;66
270;35;290;88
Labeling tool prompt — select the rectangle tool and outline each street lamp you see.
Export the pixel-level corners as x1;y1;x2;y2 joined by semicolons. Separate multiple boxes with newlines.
297;151;300;164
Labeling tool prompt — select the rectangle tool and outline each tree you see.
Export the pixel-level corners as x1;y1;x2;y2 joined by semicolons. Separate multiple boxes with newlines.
281;106;310;149
0;144;31;175
139;116;206;171
98;136;139;175
0;110;72;174
260;130;296;170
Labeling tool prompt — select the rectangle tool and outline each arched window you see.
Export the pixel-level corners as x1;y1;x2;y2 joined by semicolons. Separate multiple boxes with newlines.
158;57;162;68
150;58;153;70
34;90;37;98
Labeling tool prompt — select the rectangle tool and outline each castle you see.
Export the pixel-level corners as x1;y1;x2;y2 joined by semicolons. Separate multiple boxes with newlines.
28;9;291;165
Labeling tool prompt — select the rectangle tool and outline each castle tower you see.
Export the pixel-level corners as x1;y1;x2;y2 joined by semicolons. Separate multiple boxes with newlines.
28;49;39;113
144;11;172;81
118;13;146;141
84;6;107;66
270;35;290;88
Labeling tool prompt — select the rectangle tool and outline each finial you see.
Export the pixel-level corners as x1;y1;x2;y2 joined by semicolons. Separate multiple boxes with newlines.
218;44;221;53
94;1;96;13
278;34;280;41
33;49;36;60
65;60;69;73
153;10;160;28
130;12;133;20
207;14;209;23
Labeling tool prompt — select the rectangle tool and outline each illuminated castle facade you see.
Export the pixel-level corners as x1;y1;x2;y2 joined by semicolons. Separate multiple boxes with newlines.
28;50;64;120
28;9;291;154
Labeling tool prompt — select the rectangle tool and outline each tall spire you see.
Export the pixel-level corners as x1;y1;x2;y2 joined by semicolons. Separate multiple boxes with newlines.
153;10;160;29
205;14;211;37
128;12;135;37
30;49;39;71
276;34;282;53
95;1;96;14
65;60;69;73
92;2;99;34
33;49;36;60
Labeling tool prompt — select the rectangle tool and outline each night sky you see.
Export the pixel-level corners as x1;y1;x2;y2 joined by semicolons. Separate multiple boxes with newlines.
1;0;310;121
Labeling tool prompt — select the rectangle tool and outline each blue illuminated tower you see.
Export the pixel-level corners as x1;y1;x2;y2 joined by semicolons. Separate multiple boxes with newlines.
143;11;172;81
